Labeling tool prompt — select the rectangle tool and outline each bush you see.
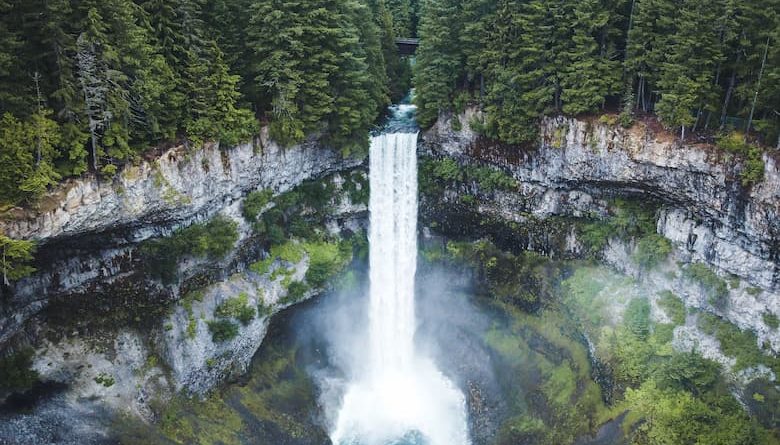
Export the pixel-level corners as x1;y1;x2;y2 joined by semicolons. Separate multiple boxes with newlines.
634;234;672;268
282;281;309;305
465;165;517;192
243;189;274;221
431;157;463;182
207;319;239;342
684;263;728;308
625;297;652;340
303;241;352;288
215;293;256;326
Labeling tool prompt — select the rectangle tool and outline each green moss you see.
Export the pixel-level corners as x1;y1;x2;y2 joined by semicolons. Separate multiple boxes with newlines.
207;319;239;342
762;312;779;330
684;263;729;307
0;348;39;393
658;291;686;325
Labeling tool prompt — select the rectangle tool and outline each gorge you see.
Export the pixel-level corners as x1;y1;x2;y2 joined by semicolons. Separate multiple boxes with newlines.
0;1;779;444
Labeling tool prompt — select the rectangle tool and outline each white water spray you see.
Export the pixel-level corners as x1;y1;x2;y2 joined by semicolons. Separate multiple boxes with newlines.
330;128;470;445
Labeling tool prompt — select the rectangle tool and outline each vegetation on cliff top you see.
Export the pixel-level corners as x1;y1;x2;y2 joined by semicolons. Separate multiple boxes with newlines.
414;0;779;150
0;0;411;207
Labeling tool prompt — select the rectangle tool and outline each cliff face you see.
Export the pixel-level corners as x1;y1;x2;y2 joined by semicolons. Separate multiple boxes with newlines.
0;129;362;347
421;109;780;352
0;130;367;437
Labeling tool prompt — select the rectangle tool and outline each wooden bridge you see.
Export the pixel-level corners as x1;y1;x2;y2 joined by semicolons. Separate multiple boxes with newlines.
395;38;420;56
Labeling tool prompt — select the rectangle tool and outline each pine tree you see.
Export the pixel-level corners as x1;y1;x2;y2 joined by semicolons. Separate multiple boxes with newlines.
414;0;462;127
560;0;623;115
482;0;556;143
656;0;722;137
386;0;413;37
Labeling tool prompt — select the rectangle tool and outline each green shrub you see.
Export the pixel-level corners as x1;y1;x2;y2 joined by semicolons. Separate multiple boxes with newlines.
0;349;39;393
634;234;672;268
207;319;240;342
716;132;765;186
451;116;462;131
431;157;463;181
343;171;369;205
243;189;274;221
282;281;309;305
465;165;517;192
658;291;686;325
94;373;115;387
303;241;352;288
215;293;256;326
141;215;239;282
579;200;660;255
684;263;728;307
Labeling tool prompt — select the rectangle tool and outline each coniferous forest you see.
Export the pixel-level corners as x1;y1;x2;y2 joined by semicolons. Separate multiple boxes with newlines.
414;0;780;147
0;0;412;206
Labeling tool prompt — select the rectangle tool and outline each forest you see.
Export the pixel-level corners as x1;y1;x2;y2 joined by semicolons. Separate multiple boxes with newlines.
414;0;780;147
0;0;413;206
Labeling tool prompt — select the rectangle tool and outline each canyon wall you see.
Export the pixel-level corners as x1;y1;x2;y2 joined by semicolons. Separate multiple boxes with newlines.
420;109;780;354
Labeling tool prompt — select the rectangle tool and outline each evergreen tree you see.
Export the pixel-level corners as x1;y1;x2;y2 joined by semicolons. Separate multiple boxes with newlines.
559;0;623;115
414;0;462;127
656;0;722;137
386;0;413;37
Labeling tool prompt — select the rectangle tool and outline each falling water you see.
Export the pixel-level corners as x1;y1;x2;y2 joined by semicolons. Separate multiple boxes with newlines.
330;104;470;445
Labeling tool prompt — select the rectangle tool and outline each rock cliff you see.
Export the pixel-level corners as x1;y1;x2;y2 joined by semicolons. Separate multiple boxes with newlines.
420;109;780;352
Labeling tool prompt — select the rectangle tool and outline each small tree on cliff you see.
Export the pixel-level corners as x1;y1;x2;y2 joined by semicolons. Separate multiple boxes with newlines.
0;234;35;285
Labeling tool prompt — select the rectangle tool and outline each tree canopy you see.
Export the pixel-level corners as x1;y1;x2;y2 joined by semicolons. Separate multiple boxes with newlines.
0;0;411;205
414;0;780;146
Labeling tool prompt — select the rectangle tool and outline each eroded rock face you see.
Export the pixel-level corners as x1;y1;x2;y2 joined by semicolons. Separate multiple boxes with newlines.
0;131;363;347
420;110;780;351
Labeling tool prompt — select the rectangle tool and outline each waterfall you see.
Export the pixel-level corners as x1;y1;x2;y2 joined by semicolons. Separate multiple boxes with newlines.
330;127;470;445
368;133;418;373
